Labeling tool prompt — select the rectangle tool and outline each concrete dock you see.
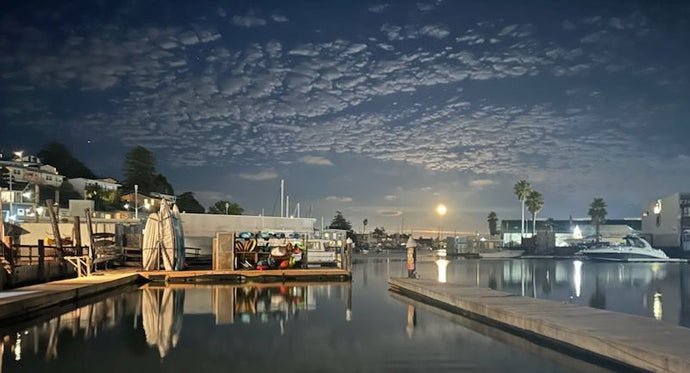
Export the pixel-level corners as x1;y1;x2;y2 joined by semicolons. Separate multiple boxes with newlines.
389;278;690;373
0;269;141;322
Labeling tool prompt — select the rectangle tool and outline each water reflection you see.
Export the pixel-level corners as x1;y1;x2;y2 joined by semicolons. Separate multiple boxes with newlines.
1;282;353;371
142;288;184;358
434;259;449;283
416;258;689;326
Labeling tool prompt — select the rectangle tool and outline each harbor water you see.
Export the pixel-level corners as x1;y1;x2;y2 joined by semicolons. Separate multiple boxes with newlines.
3;255;688;372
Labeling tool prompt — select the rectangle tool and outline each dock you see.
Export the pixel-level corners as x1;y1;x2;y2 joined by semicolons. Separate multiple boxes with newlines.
0;268;141;323
389;278;690;373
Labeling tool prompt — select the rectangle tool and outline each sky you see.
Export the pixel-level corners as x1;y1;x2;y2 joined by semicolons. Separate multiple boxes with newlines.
1;0;689;235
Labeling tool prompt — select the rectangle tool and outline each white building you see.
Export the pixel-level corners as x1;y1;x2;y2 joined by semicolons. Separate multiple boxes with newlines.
68;177;121;198
0;158;64;188
642;193;690;253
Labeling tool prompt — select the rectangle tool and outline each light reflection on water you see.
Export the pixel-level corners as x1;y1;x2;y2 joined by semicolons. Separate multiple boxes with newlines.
2;256;664;372
414;256;690;327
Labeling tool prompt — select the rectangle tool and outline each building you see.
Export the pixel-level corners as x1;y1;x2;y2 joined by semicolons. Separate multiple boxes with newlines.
68;178;121;198
1;152;65;221
641;193;690;254
501;218;641;247
0;153;64;188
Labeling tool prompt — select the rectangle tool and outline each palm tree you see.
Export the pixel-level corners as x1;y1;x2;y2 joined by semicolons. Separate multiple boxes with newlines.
513;180;531;239
525;190;544;235
487;211;499;236
588;198;607;244
363;218;368;234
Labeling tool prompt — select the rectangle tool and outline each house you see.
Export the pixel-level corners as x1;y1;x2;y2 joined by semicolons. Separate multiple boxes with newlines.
1;152;65;221
68;177;121;198
642;193;690;254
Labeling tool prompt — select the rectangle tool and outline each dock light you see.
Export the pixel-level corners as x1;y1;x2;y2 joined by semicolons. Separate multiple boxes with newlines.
13;151;23;161
653;200;662;214
124;203;130;210
22;191;32;199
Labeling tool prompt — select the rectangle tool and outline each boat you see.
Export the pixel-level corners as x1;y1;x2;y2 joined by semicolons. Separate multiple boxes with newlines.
575;236;670;262
479;250;524;259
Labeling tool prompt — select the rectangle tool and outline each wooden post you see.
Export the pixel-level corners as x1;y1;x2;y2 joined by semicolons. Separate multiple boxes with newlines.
73;217;82;256
38;239;45;281
84;208;95;261
46;199;63;261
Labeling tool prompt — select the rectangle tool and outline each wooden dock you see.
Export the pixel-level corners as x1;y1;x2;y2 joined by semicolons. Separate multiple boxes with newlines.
0;268;141;323
138;268;351;283
389;277;690;373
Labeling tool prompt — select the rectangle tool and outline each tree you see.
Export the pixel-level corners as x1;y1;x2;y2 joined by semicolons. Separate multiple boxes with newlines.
176;192;205;213
372;227;386;242
85;184;123;211
328;211;352;231
122;146;156;193
588;198;607;244
38;142;97;179
152;173;174;195
363;218;368;234
487;211;499;236
513;180;531;239
58;181;82;207
208;200;244;215
525;190;544;235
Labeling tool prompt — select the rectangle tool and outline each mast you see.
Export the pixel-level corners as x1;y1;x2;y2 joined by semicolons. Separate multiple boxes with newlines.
280;179;284;217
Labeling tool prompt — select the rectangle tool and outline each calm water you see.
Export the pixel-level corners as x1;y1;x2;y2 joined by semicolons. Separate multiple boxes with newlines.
4;255;687;372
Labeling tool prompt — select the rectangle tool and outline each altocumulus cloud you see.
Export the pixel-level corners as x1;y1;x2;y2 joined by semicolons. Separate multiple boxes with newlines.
469;179;497;189
299;156;333;166
326;196;353;202
238;171;278;180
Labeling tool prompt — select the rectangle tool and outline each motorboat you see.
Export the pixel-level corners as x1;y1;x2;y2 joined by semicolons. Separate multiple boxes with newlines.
575;236;670;262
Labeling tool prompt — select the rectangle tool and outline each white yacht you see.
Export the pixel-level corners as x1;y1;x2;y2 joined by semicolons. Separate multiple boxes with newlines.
575;236;670;262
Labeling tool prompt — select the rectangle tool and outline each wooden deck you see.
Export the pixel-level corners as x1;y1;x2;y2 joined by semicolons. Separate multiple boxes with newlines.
138;268;351;282
0;268;141;323
390;277;690;373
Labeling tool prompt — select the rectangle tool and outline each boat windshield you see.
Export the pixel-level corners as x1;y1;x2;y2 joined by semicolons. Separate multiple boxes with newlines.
625;237;646;248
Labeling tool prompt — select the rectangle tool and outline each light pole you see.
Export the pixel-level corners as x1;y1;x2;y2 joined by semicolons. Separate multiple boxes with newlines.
134;184;139;219
436;204;447;248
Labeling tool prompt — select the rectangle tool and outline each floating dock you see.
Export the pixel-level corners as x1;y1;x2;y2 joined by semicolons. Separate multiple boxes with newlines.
389;277;690;373
0;269;141;323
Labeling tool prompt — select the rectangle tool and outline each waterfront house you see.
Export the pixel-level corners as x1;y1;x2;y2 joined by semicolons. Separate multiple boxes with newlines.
68;177;121;198
641;193;690;255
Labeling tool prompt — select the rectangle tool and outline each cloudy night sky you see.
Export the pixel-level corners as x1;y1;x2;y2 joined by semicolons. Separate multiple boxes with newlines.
1;0;689;234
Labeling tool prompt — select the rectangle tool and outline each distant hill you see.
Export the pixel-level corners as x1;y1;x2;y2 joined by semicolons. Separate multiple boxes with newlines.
38;142;97;179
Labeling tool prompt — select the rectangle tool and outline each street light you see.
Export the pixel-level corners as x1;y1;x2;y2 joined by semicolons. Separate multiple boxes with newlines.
435;204;447;247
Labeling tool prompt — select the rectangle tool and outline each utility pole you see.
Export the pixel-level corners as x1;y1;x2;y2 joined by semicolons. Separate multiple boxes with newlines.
134;184;139;219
